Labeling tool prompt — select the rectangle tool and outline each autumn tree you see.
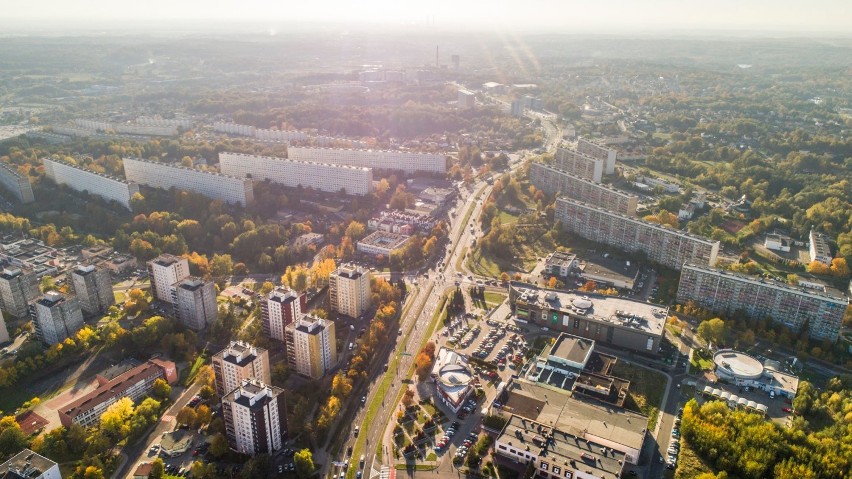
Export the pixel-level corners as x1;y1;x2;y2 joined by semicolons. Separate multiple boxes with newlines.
151;378;171;401
806;260;831;275
294;448;315;478
331;372;353;398
696;318;727;346
415;342;437;381
829;258;849;277
100;397;134;440
176;407;199;428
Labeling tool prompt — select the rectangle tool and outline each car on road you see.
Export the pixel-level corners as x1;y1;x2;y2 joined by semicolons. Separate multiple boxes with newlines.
782;407;792;413
354;426;359;437
361;396;366;404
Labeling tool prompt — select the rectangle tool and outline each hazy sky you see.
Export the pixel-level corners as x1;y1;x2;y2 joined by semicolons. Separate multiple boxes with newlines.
3;0;851;34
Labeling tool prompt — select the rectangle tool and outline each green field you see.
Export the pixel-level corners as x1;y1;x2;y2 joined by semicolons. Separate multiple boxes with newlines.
611;361;667;429
484;292;507;307
673;439;714;479
467;248;502;278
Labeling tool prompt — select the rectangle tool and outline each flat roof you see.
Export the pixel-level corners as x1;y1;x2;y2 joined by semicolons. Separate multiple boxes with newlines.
551;334;594;366
151;254;183;267
214;341;265;367
579;255;640;284
713;350;763;379
358;231;410;249
0;449;57;478
497;378;647;453
511;282;667;336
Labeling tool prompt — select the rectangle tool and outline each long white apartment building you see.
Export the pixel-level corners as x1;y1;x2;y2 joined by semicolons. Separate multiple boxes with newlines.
219;152;373;196
555;198;719;270
122;157;254;206
287;147;447;175
530;162;638;215
42;158;140;210
255;128;308;142
74;119;177;136
0;162;34;203
577;137;617;175
554;147;605;183
213;122;257;137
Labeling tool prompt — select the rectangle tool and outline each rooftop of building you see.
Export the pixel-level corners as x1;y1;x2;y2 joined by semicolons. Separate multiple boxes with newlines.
288;146;445;157
60;359;174;419
358;230;410;249
13;411;48;437
214;340;265;367
268;287;300;303
551;334;595;366
124;157;248;181
0;449;57;479
174;277;207;292
0;162;25;179
557;198;718;245
495;378;647;453
82;244;114;255
150;254;183;268
98;358;142;381
0;268;25;280
579;255;641;284
510;282;667;336
72;263;98;275
160;430;192;454
224;378;283;409
35;292;66;307
545;251;577;268
496;415;625;479
682;263;849;302
334;264;366;279
220;151;372;172
291;315;331;335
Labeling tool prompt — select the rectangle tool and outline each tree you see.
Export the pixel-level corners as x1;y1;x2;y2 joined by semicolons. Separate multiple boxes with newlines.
697;318;727;346
39;275;57;293
196;404;212;425
547;277;559;289
499;272;510;283
100;397;134;440
829;258;850;277
150;458;165;479
806;260;831;275
579;280;597;292
401;388;415;408
294;448;315;478
331;372;353;398
176;407;199;428
151;378;171;401
209;433;229;458
210;254;234;277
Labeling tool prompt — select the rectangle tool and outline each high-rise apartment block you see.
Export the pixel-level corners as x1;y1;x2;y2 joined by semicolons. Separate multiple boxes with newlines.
555;198;719;270
222;379;287;455
0;267;40;318
212;340;271;397
68;264;114;316
218;152;373;196
529;162;638;215
42;158;140;210
0;162;34;203
554;147;605;183
329;264;371;318
261;288;305;342
30;292;84;345
122;157;254;206
170;277;217;330
577;138;617;175
147;254;190;303
677;264;847;342
287;147;446;175
285;315;337;379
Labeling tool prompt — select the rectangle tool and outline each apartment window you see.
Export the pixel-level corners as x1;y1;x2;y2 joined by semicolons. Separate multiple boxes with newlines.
564;471;573;478
574;319;579;328
541;311;547;320
541;462;549;471
552;466;560;475
498;444;507;450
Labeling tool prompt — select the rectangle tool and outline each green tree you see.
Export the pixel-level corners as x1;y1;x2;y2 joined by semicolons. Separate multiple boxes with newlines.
209;433;229;458
149;458;165;479
100;397;134;440
151;378;171;401
210;253;234;277
696;318;727;345
294;448;315;478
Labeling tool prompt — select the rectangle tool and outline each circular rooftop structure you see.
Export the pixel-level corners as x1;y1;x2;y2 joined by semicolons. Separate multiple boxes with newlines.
713;350;764;380
437;364;473;391
572;298;593;310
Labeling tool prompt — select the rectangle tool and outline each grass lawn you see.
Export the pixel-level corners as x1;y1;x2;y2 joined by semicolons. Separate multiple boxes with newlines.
497;210;519;225
114;290;126;303
182;354;207;386
611;361;667;429
674;440;714;479
421;402;437;416
426;452;437;461
484;292;507;307
467;248;503;278
689;350;714;371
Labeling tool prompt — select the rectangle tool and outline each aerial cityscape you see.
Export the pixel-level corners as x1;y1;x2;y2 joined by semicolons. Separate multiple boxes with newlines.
0;2;850;479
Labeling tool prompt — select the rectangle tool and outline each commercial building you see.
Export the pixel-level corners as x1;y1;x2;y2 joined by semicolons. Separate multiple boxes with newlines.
0;267;39;318
809;229;833;266
147;254;190;303
555;198;719;270
508;282;667;354
577;138;617;175
356;231;410;257
636;176;679;194
711;349;799;398
68;264;114;316
261;288;305;342
0;162;34;203
218;152;373;196
170;277;217;330
579;255;641;290
529;163;638;215
764;234;792;252
222;379;287;455
458;89;476;109
58;358;177;428
30;292;84;346
122;157;254;206
212;340;271;397
490;377;647;468
544;252;579;278
431;347;474;413
285;315;337;379
676;264;847;341
103;254;137;274
287;147;447;175
329;264;371;318
41;158;140;210
0;449;61;479
554;148;605;183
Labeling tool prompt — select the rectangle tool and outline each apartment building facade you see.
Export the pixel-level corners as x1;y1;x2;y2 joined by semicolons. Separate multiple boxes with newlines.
42;158;140;210
676;264;847;341
0;267;39;318
69;264;115;316
30;292;84;346
0;162;34;203
147;254;190;303
285;315;337;379
577;137;617;175
287;147;447;174
555;198;719;270
59;358;177;428
809;229;833;266
222;379;287;455
218;152;373;196
329;264;371;318
554;147;605;183
529;162;638;215
122;157;254;206
212;340;271;397
170;277;217;330
261;288;305;342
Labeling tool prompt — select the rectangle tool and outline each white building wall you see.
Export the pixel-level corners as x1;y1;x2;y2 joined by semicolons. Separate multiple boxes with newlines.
122;157;254;206
287;147;446;174
43;158;139;209
0;163;34;203
219;152;373;195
